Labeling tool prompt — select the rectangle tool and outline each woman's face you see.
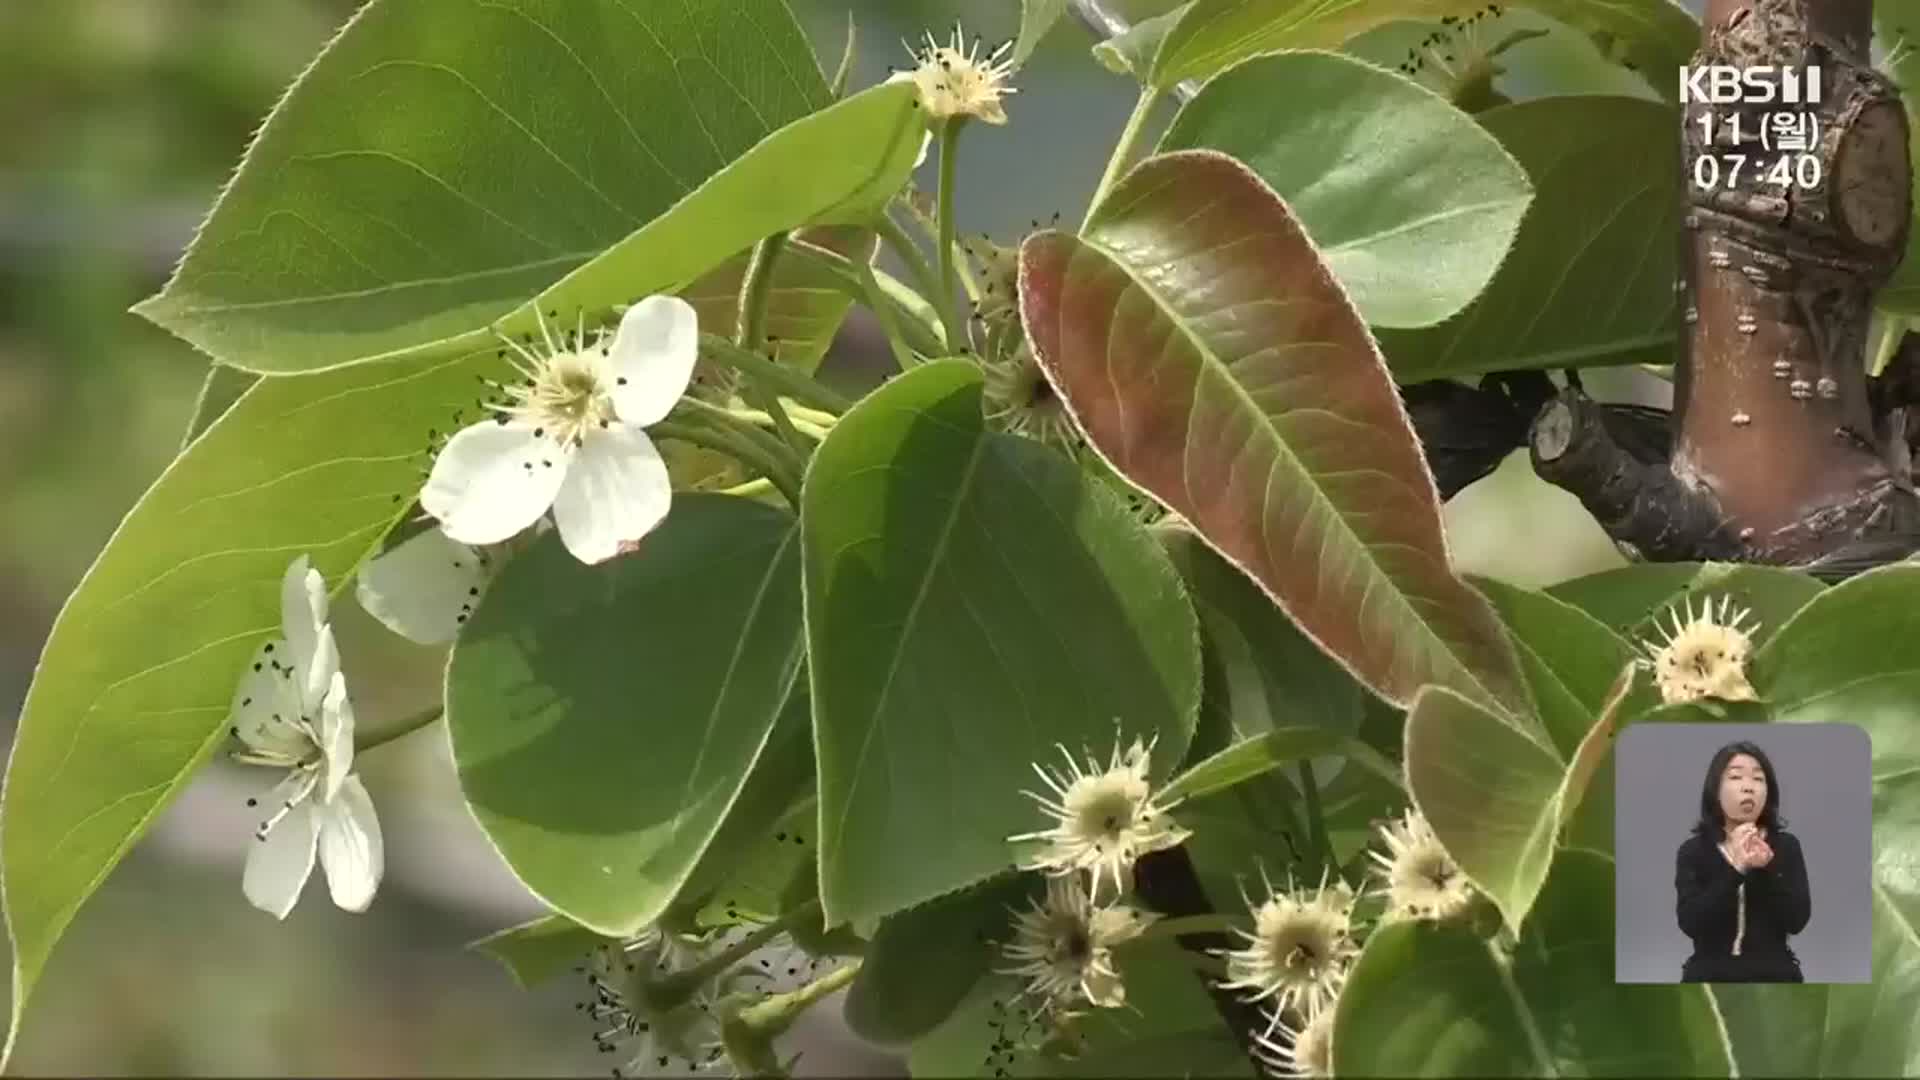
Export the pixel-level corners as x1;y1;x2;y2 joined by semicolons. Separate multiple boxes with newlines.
1718;752;1768;827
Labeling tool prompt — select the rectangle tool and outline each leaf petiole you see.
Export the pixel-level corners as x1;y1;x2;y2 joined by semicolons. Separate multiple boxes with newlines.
698;334;851;414
653;415;802;508
735;234;812;456
876;212;956;351
935;118;967;347
1083;86;1159;230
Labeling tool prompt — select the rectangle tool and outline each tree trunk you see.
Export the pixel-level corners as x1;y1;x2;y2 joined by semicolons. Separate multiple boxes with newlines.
1529;0;1920;575
1676;0;1916;562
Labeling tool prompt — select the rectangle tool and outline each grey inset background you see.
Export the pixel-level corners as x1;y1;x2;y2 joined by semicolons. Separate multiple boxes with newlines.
1614;722;1873;984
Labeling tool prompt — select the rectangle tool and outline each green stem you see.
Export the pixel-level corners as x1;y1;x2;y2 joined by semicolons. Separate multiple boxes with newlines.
738;233;786;353
673;398;802;468
783;404;840;429
718;476;776;500
876;212;953;350
936;118;966;346
736;960;863;1033
724;407;833;441
1083;87;1159;231
1488;938;1556;1074
1141;913;1240;939
1297;762;1332;873
652;418;800;508
735;235;810;456
698;334;850;415
861;256;921;371
651;908;812;1009
356;705;443;754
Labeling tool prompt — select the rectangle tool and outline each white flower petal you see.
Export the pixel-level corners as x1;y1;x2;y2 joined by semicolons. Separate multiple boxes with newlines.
316;775;384;913
244;798;318;919
228;640;311;761
317;671;354;803
607;295;698;427
300;624;340;718
550;426;672;564
280;555;328;680
355;528;489;645
421;420;572;546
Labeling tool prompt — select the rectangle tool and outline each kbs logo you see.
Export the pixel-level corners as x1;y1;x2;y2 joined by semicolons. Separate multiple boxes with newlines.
1680;65;1823;105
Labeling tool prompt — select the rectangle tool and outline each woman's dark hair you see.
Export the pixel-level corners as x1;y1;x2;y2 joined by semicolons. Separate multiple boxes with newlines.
1693;740;1788;837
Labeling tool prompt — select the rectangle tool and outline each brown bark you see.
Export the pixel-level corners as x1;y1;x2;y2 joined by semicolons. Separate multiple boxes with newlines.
1526;0;1920;575
1678;0;1911;555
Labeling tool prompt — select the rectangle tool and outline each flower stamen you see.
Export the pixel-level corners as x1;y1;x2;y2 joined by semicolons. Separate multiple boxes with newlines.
1640;593;1761;705
1219;866;1357;1025
1368;808;1475;922
1009;730;1190;901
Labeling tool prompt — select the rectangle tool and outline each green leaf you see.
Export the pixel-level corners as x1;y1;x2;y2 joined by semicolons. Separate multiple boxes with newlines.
447;495;804;937
1177;772;1316;909
0;348;487;1060
803;361;1202;926
1335;920;1539;1075
693;797;818;929
1019;149;1528;718
1158;524;1368;789
1715;891;1920;1076
1873;4;1920;316
180;364;259;450
1753;562;1920;709
1158;49;1531;328
1373;96;1681;381
1149;0;1464;87
1336;849;1734;1077
1405;684;1564;932
1151;0;1696;92
1544;1;1699;90
676;681;816;914
1554;662;1641;849
1165;728;1402;803
1708;563;1920;1073
844;875;1038;1046
137;0;924;372
681;227;875;376
1546;561;1827;651
472;914;609;989
1014;0;1071;67
1092;7;1188;77
1473;576;1651;757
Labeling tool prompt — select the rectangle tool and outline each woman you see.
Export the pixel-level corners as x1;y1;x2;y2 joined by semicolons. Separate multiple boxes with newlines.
1674;740;1811;982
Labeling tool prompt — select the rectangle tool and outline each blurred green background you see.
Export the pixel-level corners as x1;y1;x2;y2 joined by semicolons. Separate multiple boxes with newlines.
0;0;1637;1073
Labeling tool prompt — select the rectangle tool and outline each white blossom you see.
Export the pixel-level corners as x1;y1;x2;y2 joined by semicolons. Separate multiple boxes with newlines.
1368;808;1474;922
1252;1005;1335;1078
579;923;845;1078
888;24;1017;125
1010;732;1190;901
354;527;494;645
1641;593;1761;705
1220;868;1357;1026
421;297;697;565
1000;876;1155;1011
226;555;382;917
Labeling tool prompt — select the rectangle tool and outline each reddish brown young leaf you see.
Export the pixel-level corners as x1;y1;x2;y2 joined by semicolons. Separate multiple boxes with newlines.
1019;149;1528;718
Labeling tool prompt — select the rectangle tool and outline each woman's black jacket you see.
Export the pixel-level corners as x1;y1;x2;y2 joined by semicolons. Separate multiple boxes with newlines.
1674;827;1811;982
